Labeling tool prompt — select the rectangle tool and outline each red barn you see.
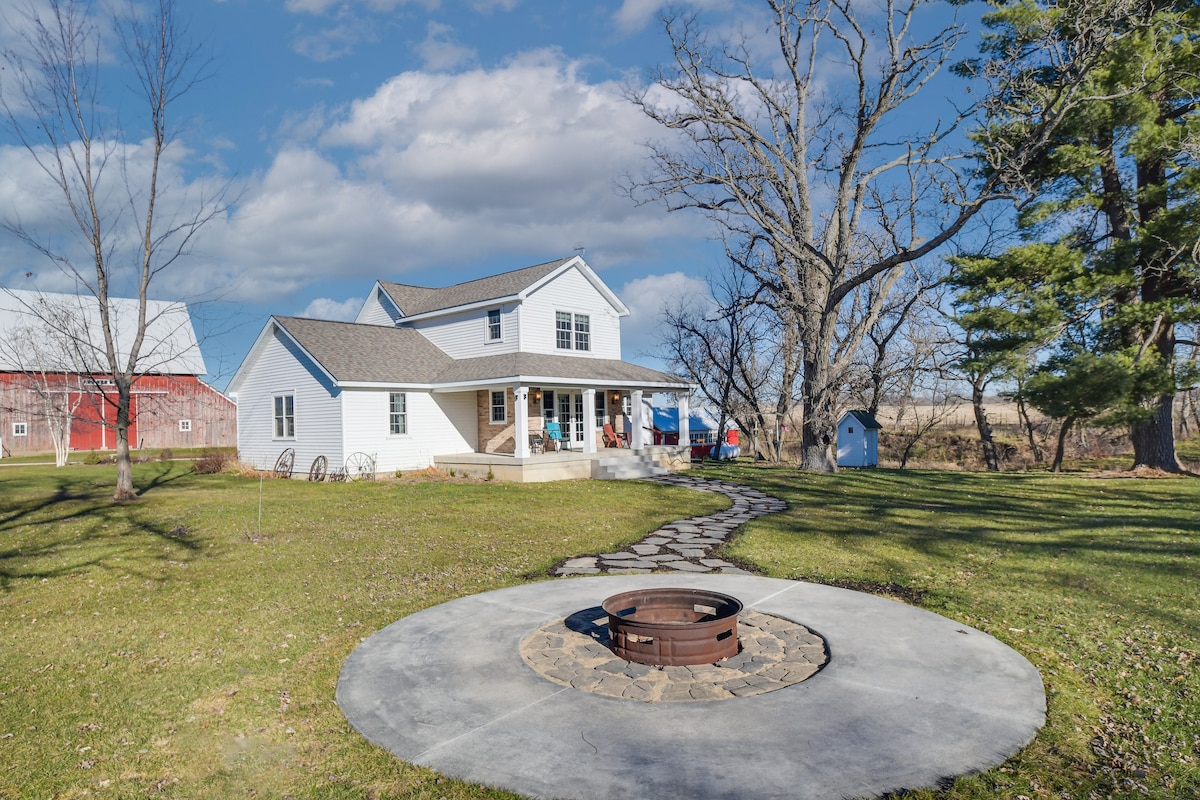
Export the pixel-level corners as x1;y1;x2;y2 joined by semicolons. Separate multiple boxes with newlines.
0;289;235;458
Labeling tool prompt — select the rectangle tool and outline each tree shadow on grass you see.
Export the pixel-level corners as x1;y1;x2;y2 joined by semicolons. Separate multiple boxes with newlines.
724;467;1200;632
0;468;208;592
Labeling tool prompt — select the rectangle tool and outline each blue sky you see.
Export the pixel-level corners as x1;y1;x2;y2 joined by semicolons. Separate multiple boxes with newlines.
0;0;983;389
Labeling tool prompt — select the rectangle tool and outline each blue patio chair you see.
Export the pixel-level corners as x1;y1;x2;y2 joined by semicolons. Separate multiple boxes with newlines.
545;421;569;451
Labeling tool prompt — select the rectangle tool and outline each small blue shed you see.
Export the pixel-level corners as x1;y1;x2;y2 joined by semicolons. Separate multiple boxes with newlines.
836;410;882;468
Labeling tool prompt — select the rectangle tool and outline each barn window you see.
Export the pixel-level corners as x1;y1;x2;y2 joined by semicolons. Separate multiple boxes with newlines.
179;419;192;432
389;393;407;435
848;426;855;434
13;422;28;437
273;394;295;438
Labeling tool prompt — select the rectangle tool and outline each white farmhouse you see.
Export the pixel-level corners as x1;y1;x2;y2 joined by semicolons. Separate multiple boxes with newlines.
228;256;694;481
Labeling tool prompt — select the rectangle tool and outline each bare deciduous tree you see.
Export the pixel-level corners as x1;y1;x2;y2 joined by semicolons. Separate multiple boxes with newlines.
1;0;226;499
627;0;1114;471
0;296;91;466
656;266;801;461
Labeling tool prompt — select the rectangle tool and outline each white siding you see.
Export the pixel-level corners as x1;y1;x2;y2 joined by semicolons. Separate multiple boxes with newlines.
341;388;476;473
235;327;344;473
409;303;518;360
355;287;400;326
519;269;622;359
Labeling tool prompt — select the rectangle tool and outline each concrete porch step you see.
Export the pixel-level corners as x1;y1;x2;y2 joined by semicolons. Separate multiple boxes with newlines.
591;453;668;480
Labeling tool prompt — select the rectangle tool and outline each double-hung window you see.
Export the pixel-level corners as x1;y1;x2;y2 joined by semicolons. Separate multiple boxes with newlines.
273;394;295;438
574;314;590;351
490;390;507;424
487;309;501;341
556;311;590;351
555;312;573;350
389;392;407;435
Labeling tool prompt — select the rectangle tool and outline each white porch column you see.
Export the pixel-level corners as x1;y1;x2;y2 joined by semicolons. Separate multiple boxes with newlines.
513;386;530;458
631;389;646;449
582;387;597;454
677;392;690;453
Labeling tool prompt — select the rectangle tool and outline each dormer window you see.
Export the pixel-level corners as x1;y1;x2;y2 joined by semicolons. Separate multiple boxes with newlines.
487;308;501;341
556;311;590;351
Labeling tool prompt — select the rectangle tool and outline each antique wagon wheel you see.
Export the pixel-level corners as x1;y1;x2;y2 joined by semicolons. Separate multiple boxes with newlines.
307;455;328;482
327;467;347;483
273;448;295;479
345;452;376;481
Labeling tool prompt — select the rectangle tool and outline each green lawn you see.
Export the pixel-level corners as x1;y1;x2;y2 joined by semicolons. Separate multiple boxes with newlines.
693;461;1200;800
1;460;1198;798
0;463;724;799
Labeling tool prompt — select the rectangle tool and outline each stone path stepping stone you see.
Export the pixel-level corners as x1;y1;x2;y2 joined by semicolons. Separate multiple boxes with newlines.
554;474;787;577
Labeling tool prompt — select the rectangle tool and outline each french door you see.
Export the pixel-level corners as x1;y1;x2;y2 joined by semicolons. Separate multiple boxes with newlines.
554;391;587;447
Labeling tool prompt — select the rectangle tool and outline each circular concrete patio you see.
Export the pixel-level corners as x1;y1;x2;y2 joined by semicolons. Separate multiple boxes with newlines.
337;574;1045;800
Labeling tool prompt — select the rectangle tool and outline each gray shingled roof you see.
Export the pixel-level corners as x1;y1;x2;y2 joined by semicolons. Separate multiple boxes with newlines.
273;316;687;389
273;316;452;384
379;258;571;317
433;352;687;387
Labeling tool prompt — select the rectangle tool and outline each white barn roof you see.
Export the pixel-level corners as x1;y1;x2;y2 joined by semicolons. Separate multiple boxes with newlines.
0;289;206;375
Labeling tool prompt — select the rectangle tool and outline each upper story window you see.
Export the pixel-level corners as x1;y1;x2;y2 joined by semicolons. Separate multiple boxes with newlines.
556;311;590;352
389;392;407;435
490;390;507;424
574;314;590;352
487;309;501;341
556;312;573;350
179;419;192;432
273;394;295;438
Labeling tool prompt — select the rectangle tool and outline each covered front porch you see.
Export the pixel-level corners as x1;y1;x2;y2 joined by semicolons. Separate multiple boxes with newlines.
435;443;690;483
469;384;696;460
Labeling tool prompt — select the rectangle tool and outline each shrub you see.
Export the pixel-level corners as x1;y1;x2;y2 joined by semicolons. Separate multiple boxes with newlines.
193;448;231;475
159;448;174;462
83;450;101;465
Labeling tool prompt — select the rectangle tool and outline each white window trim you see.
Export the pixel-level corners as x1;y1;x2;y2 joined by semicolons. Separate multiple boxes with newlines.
574;313;590;352
556;311;592;351
490;390;508;424
13;421;28;437
178;419;192;432
388;392;408;436
486;308;502;343
555;311;573;350
273;393;296;439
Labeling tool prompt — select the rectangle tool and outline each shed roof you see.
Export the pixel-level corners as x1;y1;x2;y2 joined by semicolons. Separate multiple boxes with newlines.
842;410;883;430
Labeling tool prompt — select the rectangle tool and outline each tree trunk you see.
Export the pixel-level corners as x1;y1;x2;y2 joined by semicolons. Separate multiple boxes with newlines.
1017;396;1043;463
972;381;1000;472
1051;415;1076;473
1130;394;1183;472
113;381;137;501
799;357;836;472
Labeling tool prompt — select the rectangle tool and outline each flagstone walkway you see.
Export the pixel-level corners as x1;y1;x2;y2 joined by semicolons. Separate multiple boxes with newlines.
554;474;787;576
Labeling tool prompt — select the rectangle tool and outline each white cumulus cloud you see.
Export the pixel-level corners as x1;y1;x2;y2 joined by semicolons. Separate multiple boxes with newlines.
183;49;699;302
618;271;711;363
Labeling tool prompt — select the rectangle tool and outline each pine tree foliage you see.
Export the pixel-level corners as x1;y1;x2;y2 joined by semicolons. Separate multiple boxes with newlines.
952;0;1200;471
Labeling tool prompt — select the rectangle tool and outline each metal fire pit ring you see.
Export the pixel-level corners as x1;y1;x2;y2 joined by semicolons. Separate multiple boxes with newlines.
602;587;742;666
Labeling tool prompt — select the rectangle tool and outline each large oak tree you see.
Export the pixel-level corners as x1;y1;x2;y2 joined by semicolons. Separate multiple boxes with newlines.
628;0;1105;471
